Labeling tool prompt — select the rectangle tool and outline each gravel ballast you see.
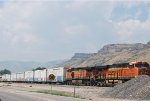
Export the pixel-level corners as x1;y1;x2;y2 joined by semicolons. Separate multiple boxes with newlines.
103;75;150;100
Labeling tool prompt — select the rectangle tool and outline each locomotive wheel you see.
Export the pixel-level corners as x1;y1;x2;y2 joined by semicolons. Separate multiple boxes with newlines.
97;81;106;87
68;81;72;85
85;81;90;86
97;82;102;87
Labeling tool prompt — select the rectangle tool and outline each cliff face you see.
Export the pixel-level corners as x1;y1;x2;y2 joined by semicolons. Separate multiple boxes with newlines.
61;41;150;67
71;53;96;60
59;53;96;67
98;43;148;54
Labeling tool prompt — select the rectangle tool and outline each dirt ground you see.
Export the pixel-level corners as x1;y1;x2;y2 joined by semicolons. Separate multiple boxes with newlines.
0;82;143;101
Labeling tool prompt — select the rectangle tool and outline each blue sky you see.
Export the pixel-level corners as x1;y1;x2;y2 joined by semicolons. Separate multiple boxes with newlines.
0;0;150;62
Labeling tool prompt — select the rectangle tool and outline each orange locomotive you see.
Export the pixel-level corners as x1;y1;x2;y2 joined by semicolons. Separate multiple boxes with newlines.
65;62;150;86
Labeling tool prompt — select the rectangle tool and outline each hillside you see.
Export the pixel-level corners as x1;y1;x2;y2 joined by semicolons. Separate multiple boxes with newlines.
59;53;96;67
61;41;150;67
0;60;66;72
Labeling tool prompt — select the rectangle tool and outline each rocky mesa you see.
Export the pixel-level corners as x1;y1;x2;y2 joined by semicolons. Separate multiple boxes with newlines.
59;53;96;67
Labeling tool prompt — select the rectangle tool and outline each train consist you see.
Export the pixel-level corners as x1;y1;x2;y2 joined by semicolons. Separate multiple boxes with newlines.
0;62;150;86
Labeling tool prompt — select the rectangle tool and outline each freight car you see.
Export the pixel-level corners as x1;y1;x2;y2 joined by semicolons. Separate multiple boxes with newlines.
65;62;150;86
0;62;150;86
0;67;68;84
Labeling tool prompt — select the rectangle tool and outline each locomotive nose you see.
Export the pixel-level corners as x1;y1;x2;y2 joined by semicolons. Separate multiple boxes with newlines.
138;68;149;75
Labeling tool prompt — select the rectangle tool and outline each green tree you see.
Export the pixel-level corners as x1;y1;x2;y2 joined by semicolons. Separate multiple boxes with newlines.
32;67;46;71
0;69;11;75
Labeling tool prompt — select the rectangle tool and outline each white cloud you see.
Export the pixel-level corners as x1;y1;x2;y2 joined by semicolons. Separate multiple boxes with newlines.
113;18;150;41
0;1;42;47
114;19;140;36
110;1;150;42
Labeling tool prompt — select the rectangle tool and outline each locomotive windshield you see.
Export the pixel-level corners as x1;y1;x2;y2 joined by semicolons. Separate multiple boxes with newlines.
135;63;149;68
135;64;143;68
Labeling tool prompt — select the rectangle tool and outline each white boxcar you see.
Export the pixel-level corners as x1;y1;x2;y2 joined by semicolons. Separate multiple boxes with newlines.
11;73;16;81
24;71;33;82
47;67;66;83
5;74;11;81
34;69;46;82
16;72;24;81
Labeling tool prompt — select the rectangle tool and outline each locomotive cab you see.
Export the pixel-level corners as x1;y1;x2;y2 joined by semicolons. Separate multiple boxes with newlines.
133;62;150;76
135;62;150;76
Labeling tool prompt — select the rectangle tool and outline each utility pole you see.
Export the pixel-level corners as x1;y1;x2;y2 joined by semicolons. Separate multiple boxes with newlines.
74;86;75;97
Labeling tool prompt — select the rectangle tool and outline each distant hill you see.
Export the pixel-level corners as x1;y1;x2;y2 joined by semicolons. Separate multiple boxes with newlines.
60;41;150;67
0;60;66;72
